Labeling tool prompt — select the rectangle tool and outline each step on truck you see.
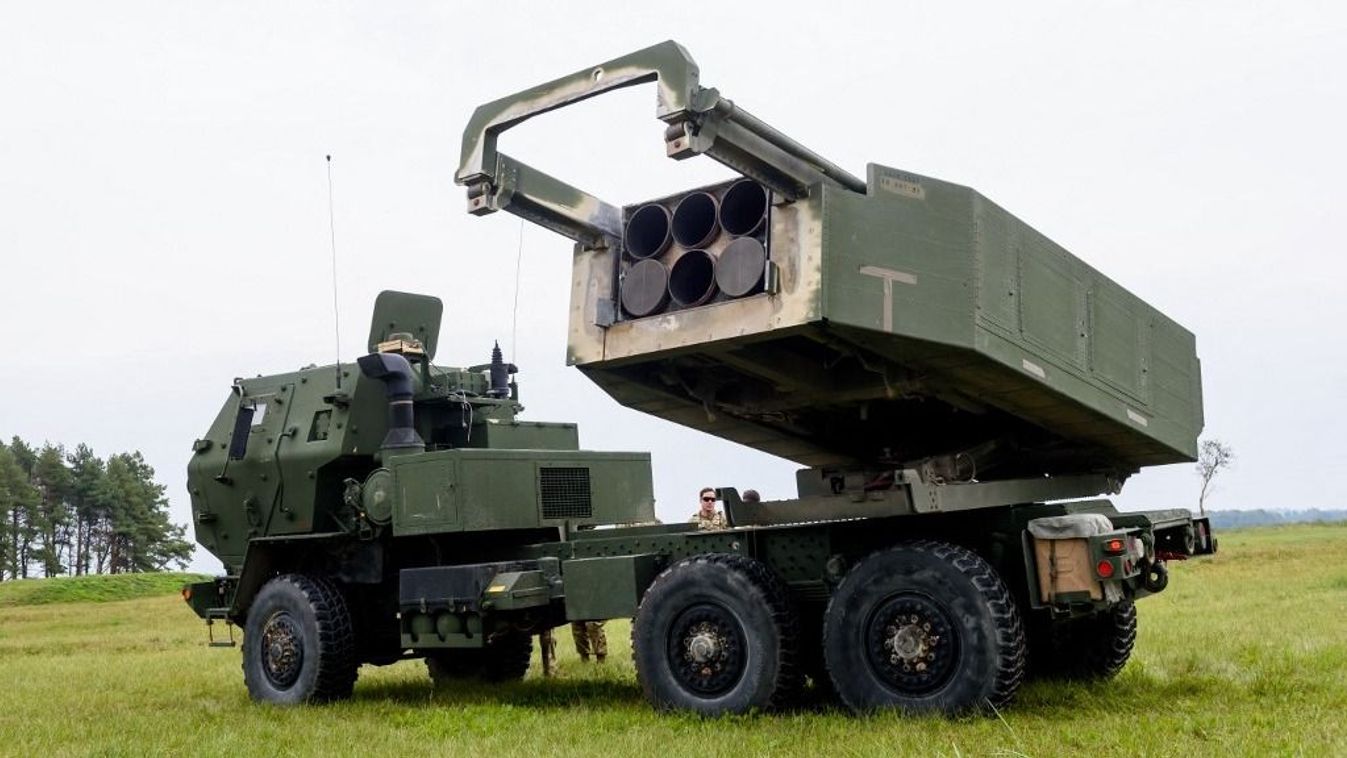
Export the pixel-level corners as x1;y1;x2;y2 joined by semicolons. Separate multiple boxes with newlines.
184;42;1215;716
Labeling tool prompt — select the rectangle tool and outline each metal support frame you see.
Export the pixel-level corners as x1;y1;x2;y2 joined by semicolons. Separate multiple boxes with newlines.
455;40;865;247
727;469;1120;527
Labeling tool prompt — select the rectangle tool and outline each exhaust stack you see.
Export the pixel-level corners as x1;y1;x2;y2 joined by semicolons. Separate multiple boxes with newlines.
357;352;425;456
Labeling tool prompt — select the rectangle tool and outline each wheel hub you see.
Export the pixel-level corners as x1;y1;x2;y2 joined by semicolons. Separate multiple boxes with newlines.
668;604;746;695
260;611;304;688
687;627;722;663
866;595;958;695
888;621;935;664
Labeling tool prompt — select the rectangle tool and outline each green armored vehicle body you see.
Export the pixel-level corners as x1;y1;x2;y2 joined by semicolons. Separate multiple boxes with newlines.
186;42;1214;717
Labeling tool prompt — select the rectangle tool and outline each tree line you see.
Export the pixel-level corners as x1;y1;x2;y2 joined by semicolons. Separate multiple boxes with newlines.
0;436;191;579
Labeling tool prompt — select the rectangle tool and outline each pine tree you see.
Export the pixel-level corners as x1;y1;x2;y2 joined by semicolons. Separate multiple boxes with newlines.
0;443;15;581
7;437;39;579
1;437;191;577
66;445;104;576
33;444;73;577
95;452;191;574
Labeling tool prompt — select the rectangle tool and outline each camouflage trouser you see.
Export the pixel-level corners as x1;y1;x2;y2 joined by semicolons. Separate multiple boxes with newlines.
571;620;608;660
539;628;558;676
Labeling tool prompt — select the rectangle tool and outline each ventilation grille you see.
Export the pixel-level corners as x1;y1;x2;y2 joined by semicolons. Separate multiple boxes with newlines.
539;467;592;520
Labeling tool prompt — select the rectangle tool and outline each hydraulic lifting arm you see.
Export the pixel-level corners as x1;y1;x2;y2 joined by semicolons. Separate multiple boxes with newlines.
454;40;864;248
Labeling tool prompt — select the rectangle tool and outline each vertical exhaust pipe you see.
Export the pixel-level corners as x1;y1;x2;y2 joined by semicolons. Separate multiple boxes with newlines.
668;250;718;307
357;352;425;456
671;192;720;248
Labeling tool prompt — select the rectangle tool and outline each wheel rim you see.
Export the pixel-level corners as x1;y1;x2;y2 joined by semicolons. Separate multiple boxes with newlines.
863;593;959;696
667;602;747;696
260;611;305;689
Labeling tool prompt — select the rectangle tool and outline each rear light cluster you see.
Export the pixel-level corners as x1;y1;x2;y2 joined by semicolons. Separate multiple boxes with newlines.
1096;534;1144;580
619;178;771;319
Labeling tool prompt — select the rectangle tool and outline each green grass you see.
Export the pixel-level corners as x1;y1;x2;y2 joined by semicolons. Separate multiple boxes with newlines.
1;525;1345;756
0;571;208;607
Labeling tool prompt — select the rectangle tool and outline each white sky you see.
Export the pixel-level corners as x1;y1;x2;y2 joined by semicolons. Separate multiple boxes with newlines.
2;2;1343;574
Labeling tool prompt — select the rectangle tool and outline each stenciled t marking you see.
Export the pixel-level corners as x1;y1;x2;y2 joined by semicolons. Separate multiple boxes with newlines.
858;265;918;331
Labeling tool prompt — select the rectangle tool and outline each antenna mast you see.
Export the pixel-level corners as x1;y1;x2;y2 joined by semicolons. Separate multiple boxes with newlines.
326;154;343;389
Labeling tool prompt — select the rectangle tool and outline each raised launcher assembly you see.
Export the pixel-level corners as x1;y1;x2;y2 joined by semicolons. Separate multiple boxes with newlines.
457;41;1203;486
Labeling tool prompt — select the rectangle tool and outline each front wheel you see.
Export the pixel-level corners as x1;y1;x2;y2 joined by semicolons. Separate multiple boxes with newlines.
242;574;358;704
632;553;801;715
823;541;1025;715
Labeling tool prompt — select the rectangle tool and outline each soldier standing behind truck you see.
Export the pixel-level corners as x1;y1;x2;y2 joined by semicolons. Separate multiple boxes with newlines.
690;487;728;531
571;621;607;662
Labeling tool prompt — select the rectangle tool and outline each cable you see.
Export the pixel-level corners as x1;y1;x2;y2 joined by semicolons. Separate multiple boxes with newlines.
326;154;343;389
510;218;524;363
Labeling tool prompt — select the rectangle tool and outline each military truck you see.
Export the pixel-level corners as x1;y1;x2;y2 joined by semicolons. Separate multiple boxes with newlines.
184;42;1214;716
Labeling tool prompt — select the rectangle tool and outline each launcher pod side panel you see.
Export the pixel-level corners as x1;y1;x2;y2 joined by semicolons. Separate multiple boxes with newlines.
566;172;1201;481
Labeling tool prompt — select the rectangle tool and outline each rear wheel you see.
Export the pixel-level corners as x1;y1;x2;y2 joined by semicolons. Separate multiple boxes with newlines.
632;553;801;715
242;573;358;704
426;631;533;684
1030;601;1136;680
823;541;1025;715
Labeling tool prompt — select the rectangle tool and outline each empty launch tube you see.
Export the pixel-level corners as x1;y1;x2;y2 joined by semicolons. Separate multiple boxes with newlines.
624;203;672;259
719;180;767;237
668;250;718;307
671;192;720;249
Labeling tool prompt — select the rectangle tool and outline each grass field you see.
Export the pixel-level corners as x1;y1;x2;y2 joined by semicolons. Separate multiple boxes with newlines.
1;525;1344;757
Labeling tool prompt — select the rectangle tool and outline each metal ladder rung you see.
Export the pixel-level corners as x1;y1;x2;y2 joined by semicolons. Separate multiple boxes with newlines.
206;608;236;648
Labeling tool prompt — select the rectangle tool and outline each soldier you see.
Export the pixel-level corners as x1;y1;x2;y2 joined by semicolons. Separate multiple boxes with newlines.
571;620;607;662
539;627;557;676
742;489;761;503
690;487;728;531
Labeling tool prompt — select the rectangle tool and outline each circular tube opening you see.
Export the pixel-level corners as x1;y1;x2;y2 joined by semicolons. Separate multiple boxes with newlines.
671;192;720;249
620;258;670;317
625;204;672;260
719;180;768;237
668;250;718;307
716;237;767;297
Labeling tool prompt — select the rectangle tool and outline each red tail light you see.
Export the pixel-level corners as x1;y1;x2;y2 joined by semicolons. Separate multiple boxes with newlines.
1096;559;1115;579
1104;538;1126;555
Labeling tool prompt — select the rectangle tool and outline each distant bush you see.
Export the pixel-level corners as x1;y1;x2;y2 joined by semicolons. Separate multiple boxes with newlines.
0;572;209;607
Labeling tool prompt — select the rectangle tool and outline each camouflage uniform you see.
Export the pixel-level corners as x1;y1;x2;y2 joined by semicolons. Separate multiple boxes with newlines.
571;620;607;661
690;509;728;531
539;628;557;676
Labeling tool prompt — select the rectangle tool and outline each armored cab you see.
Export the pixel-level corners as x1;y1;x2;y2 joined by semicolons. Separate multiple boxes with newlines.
457;41;1202;486
186;291;654;574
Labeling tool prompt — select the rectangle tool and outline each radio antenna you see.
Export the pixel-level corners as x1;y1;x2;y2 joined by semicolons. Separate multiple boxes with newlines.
326;154;343;389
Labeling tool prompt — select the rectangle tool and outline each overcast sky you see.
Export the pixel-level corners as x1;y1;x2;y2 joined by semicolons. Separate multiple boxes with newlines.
2;2;1343;573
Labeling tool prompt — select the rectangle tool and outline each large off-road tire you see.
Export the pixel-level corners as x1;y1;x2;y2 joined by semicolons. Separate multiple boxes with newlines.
632;553;801;715
426;631;533;684
822;541;1026;715
242;573;358;704
1031;601;1136;680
